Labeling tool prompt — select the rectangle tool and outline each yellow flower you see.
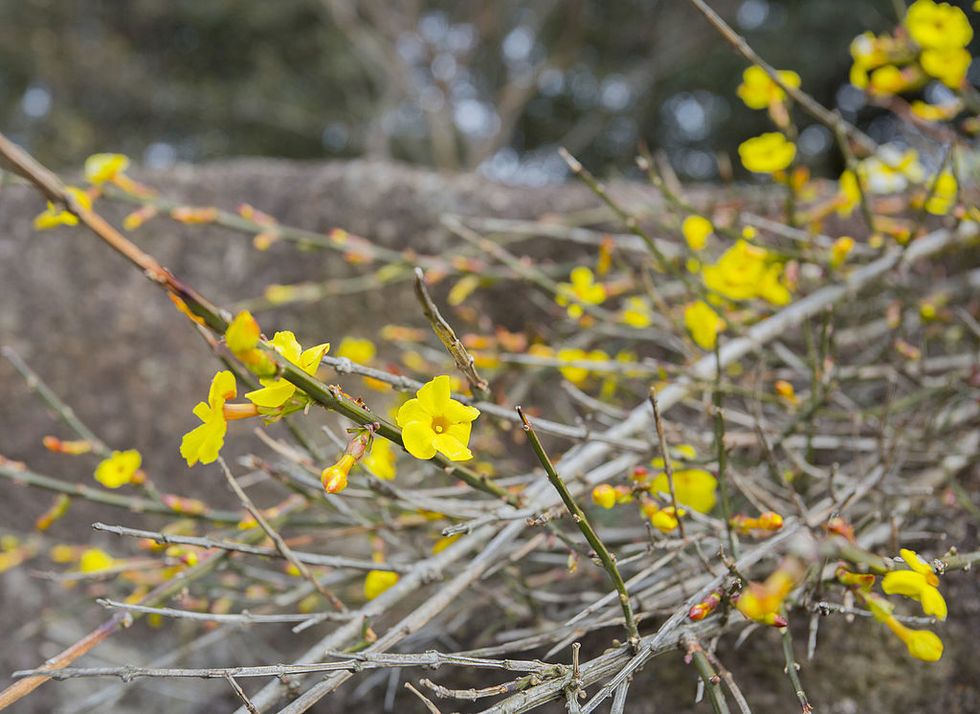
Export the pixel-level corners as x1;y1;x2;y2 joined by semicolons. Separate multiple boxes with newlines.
736;65;801;109
910;99;962;121
738;133;796;174
774;380;798;405
225;311;275;377
621;296;653;329
885;617;944;661
830;236;855;268
649;468;717;513
78;548;115;573
321;454;355;494
756;263;791;306
905;0;972;50
684;301;726;351
245;331;330;409
557;348;609;385
396;375;480;461
556;267;606;319
682;215;713;251
863;146;925;194
702;240;768;301
33;187;92;230
868;64;909;96
735;565;798;626
925;172;957;215
836;170;862;217
920;47;972;87
364;569;399;600
94;450;142;489
180;371;237;467
882;548;947;620
84;153;130;185
336;337;376;364
362;437;397;480
592;484;617;509
643;503;685;532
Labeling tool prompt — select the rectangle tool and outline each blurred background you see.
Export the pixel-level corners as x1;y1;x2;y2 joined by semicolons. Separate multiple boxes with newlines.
1;0;952;181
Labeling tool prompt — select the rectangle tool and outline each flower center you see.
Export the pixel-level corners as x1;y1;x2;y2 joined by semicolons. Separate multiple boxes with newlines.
432;416;449;434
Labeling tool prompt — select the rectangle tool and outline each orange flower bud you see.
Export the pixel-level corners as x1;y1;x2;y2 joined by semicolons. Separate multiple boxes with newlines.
162;494;208;516
42;436;92;455
170;206;219;224
688;590;722;621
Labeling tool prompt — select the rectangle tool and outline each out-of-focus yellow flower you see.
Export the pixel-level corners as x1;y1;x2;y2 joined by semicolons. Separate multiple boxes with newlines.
84;153;130;185
868;64;910;96
906;0;972;51
94;450;142;489
736;65;801;109
684;301;726;351
336;337;376;364
920;47;972;87
78;548;115;573
863;146;925;194
682;215;713;251
882;548;947;620
702;240;769;301
738;133;796;174
649;468;717;513
830;236;856;268
180;371;237;467
621;296;653;329
396;375;480;461
592;484;617;510
735;564;798;626
836;171;862;217
730;511;784;535
836;566;876;591
774;380;798;405
33;187;92;230
42;436;92;455
757;263;792;306
642;502;685;532
364;568;399;600
362;437;396;480
432;533;461;554
556;267;606;319
245;331;330;409
557;348;609;385
924;172;957;216
35;494;71;531
910;99;962;122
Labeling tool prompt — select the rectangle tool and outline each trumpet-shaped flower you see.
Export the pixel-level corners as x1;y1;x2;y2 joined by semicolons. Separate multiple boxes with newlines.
882;548;947;620
682;215;713;251
225;311;275;377
396;375;480;461
33;187;92;230
321;454;355;494
649;468;717;513
556;267;606;319
245;331;330;409
738;133;796;174
683;301;726;351
180;371;237;467
885;617;944;661
94;449;142;489
736;65;801;109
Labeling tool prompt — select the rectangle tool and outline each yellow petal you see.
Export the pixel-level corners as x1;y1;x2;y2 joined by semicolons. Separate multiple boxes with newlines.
364;569;399;600
245;379;296;408
444;399;481;424
396;398;430;427
416;375;452;415
432;433;473;461
402;421;438;460
919;585;948;621
882;570;927;598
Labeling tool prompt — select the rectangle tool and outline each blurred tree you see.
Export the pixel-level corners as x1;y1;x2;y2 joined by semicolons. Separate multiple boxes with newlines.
0;0;905;179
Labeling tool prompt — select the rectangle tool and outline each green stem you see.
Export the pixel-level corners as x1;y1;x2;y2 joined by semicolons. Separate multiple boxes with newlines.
517;407;640;650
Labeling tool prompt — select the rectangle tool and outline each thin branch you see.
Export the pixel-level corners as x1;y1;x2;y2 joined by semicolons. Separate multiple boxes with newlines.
517;407;640;651
648;387;686;539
